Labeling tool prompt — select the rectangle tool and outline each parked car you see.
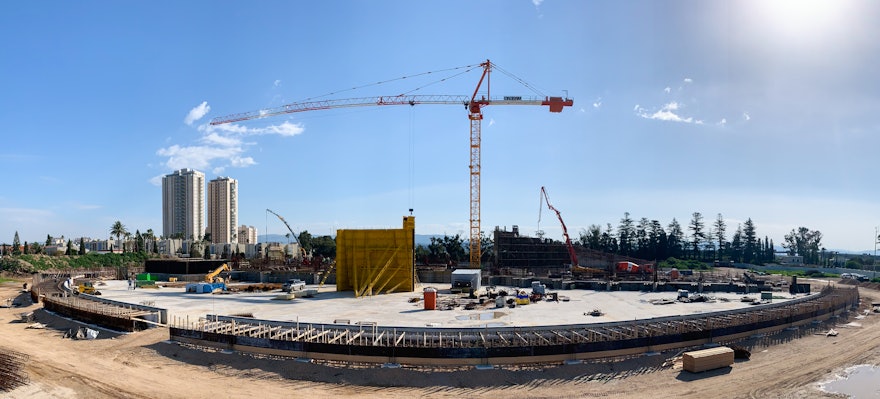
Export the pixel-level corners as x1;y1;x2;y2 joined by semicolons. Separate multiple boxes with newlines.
282;279;306;292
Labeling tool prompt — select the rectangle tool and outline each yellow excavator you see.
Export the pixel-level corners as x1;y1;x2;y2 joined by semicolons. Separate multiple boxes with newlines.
205;263;231;283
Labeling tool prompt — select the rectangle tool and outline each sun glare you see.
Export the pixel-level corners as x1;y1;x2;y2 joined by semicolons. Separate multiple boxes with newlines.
750;0;857;44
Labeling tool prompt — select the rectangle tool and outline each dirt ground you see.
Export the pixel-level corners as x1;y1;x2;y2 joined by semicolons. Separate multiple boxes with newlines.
1;279;878;399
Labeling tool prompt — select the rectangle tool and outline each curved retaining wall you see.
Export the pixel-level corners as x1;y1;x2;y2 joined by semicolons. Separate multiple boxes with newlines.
169;286;858;366
42;293;165;332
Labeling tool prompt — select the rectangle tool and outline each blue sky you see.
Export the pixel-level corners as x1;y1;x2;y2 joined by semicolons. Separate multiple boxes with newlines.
1;0;879;252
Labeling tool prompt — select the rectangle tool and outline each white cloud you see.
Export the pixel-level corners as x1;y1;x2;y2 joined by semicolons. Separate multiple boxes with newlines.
743;112;751;121
160;103;306;175
184;101;211;126
261;121;305;137
231;156;256;167
202;132;241;147
718;118;727;126
592;98;602;108
488;118;496;127
683;78;693;83
200;120;305;137
274;79;281;87
156;143;244;171
636;101;694;123
664;87;671;94
532;0;544;6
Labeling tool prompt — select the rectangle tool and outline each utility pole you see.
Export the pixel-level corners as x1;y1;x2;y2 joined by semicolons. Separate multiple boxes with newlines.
874;226;878;278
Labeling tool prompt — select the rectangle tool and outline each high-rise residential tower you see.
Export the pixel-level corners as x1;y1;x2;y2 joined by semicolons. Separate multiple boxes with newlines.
238;225;257;245
207;176;238;244
162;169;205;240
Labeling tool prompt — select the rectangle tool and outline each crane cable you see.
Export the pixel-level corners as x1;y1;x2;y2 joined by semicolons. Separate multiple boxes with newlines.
492;63;548;98
297;61;551;104
299;63;482;102
409;106;415;212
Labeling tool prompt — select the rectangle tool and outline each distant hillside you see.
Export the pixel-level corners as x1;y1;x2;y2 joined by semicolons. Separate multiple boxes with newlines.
259;233;441;247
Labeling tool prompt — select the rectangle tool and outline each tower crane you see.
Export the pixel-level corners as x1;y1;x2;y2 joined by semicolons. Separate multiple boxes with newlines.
538;186;578;268
213;60;573;269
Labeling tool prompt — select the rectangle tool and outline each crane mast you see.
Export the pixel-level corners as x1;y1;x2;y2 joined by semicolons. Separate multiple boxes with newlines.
539;186;578;267
212;60;573;270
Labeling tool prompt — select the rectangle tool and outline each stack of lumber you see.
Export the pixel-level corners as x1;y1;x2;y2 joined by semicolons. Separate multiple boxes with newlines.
682;346;734;373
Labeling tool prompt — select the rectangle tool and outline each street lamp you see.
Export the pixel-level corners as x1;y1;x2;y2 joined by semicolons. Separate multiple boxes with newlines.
874;226;879;278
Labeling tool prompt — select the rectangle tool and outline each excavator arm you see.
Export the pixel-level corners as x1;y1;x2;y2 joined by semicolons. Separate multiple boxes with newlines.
205;263;230;282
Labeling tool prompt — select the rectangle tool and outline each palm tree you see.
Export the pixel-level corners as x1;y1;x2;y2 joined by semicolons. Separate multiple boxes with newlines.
110;221;128;253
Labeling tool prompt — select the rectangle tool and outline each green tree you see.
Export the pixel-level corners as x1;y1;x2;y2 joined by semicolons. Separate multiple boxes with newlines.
666;219;684;259
311;235;336;258
479;232;494;265
580;225;602;251
635;217;650;259
12;231;21;255
189;244;201;258
415;244;430;265
713;213;726;261
110;221;128;253
688;212;706;260
601;223;617;253
65;239;73;256
647;220;667;260
23;241;29;254
743;218;758;263
297;231;313;251
45;234;53;246
135;230;145;253
618;212;635;256
783;227;823;265
79;237;86;255
30;242;43;255
729;224;744;262
144;228;157;254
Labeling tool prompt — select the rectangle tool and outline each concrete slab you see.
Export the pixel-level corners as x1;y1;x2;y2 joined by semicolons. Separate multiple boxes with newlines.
94;280;808;328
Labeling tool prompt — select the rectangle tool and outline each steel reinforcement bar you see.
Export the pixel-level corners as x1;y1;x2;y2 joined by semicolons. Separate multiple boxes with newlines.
169;286;858;365
0;348;29;392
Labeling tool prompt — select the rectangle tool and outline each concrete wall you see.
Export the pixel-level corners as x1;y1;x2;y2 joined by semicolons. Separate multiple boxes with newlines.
170;286;858;366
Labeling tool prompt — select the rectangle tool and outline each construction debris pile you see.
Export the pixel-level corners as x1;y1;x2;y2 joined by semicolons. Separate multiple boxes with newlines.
0;348;29;392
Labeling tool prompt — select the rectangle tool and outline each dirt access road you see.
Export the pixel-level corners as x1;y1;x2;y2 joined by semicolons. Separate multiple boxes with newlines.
1;280;878;399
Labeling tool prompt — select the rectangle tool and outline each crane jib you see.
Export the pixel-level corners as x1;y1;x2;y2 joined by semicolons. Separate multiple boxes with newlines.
210;96;573;125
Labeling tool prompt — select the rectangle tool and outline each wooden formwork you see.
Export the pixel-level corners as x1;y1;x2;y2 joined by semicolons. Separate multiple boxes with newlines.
335;216;415;297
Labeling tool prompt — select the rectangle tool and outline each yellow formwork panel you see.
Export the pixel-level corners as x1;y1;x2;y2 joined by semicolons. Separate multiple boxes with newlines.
336;216;415;296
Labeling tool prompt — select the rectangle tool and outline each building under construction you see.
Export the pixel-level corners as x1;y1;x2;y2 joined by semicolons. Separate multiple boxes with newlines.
493;226;570;276
493;225;653;278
